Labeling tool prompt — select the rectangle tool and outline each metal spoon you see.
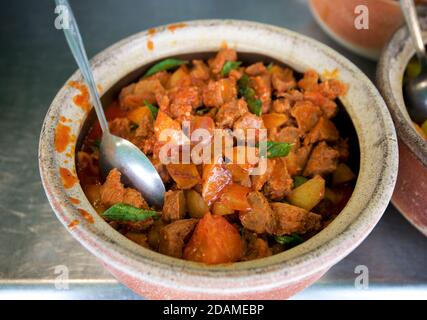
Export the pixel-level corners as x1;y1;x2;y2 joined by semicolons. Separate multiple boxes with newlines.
56;0;165;207
401;0;427;123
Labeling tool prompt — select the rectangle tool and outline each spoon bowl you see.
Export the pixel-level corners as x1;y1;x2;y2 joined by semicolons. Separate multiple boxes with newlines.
403;69;427;123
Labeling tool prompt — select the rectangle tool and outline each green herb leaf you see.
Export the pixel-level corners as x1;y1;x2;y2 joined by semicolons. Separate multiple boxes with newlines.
237;74;263;116
267;62;274;71
143;58;188;78
102;203;159;222
221;61;242;77
265;141;292;158
238;74;251;95
144;100;159;119
293;176;308;188
247;98;262;116
274;233;303;247
195;107;210;115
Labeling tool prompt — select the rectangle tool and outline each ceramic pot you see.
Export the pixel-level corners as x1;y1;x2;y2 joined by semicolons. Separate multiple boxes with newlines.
39;20;398;299
309;0;404;60
377;19;427;236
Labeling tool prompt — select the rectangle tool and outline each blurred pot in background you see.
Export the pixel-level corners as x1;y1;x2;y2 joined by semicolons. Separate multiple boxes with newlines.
309;0;404;60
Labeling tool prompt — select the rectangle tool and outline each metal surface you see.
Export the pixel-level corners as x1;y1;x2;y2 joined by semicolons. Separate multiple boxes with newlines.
0;0;426;300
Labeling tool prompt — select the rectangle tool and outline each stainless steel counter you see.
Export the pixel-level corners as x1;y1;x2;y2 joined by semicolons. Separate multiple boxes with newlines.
0;0;426;300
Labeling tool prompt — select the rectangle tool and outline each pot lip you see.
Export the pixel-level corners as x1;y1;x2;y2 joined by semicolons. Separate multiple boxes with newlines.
39;19;398;294
377;20;427;167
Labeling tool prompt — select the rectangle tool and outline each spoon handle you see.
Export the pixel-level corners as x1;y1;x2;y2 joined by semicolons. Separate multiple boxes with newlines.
55;0;109;133
400;0;427;67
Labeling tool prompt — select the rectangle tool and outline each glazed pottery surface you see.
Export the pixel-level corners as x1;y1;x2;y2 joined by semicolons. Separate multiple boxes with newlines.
377;20;427;236
39;20;398;299
309;0;403;60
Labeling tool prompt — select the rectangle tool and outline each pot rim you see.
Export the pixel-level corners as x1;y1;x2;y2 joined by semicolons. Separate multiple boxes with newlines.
39;19;398;295
377;19;427;167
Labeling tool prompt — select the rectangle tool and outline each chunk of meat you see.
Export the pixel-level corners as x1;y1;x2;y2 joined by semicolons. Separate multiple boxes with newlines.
305;116;339;145
272;98;291;114
108;118;131;139
125;232;149;247
291;100;322;132
251;74;271;113
270;202;321;235
277;89;304;102
245;62;267;76
243;237;272;261
119;79;165;109
100;169;149;209
298;69;319;92
162;190;187;223
271;66;296;93
264;158;293;200
100;168;125;207
151;158;171;183
215;99;248;128
318;79;348;100
170;86;201;109
132;108;154;138
303;91;338;118
273;126;302;148
239;191;274;234
190;60;210;82
208;49;238;74
123;188;149;209
202;79;237;108
334;138;350;160
285;145;312;176
183;213;243;264
251;158;275;191
233;113;265;131
304;142;339;177
159;219;198;258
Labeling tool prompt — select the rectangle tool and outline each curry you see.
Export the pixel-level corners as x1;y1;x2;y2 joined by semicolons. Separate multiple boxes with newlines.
76;49;357;264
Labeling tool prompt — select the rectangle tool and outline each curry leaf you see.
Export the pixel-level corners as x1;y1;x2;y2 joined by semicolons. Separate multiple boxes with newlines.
247;98;262;116
266;141;292;158
144;100;159;119
238;74;263;116
221;61;242;77
102;203;159;222
274;233;303;247
143;58;188;78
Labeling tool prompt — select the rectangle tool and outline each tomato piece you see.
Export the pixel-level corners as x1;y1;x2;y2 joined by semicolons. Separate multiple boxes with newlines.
190;116;215;141
202;157;232;206
154;110;183;144
127;106;152;124
262;113;289;129
183;212;243;264
217;183;251;211
166;164;201;189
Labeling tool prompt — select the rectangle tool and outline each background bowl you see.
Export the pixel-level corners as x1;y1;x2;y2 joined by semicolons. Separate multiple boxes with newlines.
309;0;404;60
39;20;398;299
377;19;427;236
